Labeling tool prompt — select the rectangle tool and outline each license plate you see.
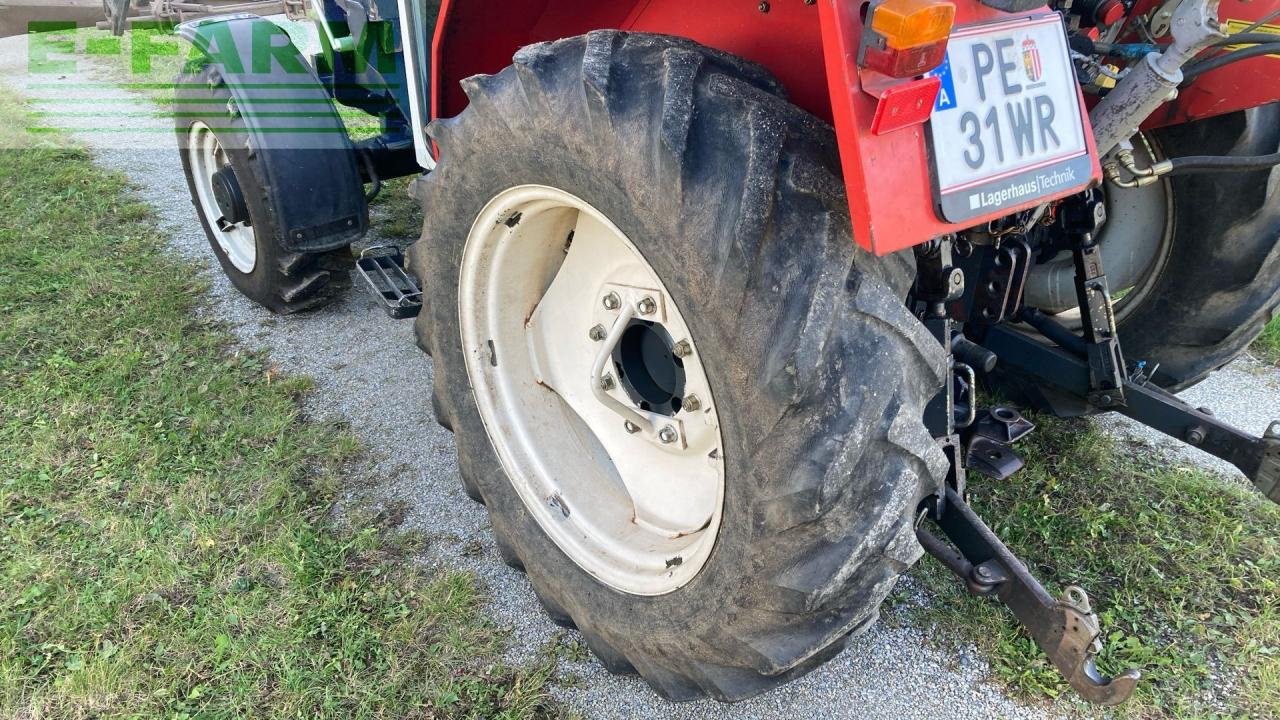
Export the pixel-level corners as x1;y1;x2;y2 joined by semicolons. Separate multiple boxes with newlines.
927;15;1092;223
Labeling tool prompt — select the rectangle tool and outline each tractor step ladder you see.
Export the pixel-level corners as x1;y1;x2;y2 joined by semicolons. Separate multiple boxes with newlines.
355;246;422;319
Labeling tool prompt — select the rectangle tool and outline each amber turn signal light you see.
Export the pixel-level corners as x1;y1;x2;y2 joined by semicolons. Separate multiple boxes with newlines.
871;0;956;50
859;0;955;78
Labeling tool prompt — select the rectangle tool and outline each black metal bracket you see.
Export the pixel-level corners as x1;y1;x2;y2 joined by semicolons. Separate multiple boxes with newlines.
962;406;1036;481
1071;241;1127;408
1062;193;1127;409
916;238;967;439
980;322;1280;503
959;237;1032;325
919;488;1141;706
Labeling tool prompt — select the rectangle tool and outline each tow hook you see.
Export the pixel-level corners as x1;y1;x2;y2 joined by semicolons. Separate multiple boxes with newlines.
918;487;1141;706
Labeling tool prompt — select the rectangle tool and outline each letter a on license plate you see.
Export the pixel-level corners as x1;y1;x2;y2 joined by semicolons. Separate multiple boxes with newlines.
926;15;1093;223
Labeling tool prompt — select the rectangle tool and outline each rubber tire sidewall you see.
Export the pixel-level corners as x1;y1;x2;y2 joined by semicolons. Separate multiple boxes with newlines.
1115;104;1280;391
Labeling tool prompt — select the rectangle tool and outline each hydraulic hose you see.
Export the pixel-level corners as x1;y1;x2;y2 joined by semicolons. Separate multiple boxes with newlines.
1210;33;1280;46
1182;43;1280;84
1090;0;1226;156
1166;152;1280;174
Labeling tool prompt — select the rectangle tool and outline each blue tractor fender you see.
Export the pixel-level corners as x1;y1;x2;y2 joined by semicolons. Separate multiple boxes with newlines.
176;14;368;253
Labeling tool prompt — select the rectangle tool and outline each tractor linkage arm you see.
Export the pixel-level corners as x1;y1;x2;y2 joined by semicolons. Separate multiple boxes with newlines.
974;190;1280;504
914;193;1278;707
917;488;1142;706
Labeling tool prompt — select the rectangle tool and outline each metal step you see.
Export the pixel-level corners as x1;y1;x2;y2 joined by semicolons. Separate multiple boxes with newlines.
355;246;422;319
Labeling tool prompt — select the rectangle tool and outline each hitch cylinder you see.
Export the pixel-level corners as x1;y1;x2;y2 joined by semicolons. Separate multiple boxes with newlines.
1090;0;1225;156
1090;52;1181;158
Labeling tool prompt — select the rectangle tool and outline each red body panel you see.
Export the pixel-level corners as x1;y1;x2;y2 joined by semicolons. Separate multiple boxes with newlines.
429;0;1265;254
817;1;1101;253
1127;0;1280;127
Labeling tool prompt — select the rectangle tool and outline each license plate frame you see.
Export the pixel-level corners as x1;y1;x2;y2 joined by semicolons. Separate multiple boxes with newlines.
926;14;1093;224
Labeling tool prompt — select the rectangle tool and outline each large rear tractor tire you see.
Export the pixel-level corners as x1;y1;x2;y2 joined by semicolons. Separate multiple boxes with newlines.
407;32;948;701
1115;104;1280;389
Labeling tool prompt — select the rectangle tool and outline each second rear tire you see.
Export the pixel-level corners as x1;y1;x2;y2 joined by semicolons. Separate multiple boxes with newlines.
1114;105;1280;390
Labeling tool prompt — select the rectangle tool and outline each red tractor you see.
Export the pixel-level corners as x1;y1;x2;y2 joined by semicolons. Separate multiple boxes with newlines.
170;0;1280;705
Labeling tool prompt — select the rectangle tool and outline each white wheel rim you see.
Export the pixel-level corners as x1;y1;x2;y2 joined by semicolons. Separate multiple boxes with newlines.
187;121;257;274
459;185;726;596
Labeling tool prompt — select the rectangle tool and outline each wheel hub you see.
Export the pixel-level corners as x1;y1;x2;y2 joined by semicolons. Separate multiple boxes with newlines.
612;319;686;416
211;166;250;227
187;121;256;274
458;185;725;596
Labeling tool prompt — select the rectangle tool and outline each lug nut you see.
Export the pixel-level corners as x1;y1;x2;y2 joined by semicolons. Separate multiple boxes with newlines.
602;292;621;311
682;394;701;412
624;420;640;434
637;296;657;315
672;340;692;358
658;426;678;444
600;374;616;391
589;324;607;341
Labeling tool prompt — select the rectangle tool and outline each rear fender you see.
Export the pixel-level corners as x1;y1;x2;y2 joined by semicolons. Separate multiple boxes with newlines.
177;14;368;253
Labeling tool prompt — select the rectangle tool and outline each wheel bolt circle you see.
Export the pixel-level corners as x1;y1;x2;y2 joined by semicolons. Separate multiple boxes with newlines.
638;296;657;315
602;292;621;310
589;324;607;341
683;394;701;412
673;339;692;358
658;426;678;444
600;374;616;391
624;420;640;434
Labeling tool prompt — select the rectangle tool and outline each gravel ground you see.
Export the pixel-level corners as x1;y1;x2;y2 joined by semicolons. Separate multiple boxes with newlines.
3;29;1276;719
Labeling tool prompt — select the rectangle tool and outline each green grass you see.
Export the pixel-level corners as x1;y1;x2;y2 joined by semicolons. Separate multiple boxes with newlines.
370;176;424;243
903;416;1280;718
1253;315;1280;367
0;95;558;718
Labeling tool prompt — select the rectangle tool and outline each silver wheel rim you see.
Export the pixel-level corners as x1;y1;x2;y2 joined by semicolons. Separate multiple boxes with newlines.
187;121;257;274
458;185;725;596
